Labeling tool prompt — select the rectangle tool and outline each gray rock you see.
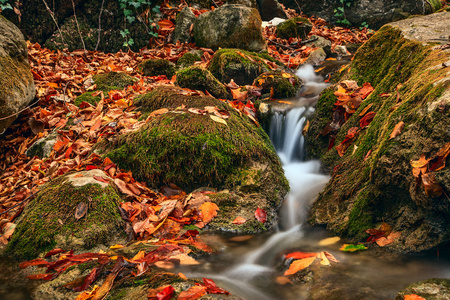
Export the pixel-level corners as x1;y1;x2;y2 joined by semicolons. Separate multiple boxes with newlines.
172;6;196;44
395;278;450;300
193;4;266;51
303;35;332;57
227;0;258;8
305;48;327;66
25;133;57;159
0;16;35;134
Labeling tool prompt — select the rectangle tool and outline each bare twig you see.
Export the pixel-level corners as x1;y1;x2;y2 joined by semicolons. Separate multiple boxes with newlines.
71;0;87;53
0;190;39;216
0;98;40;121
41;0;68;48
95;0;105;51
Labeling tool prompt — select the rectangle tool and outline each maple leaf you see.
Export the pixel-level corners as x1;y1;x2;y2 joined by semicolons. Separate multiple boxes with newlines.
199;202;219;224
255;207;267;223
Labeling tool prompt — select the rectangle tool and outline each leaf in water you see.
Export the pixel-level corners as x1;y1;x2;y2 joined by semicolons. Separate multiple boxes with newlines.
403;294;426;300
318;236;340;246
275;276;292;285
75;202;88;220
232;216;247;224
284;257;316;275
210;115;227;126
389;121;404;139
339;244;367;252
323;251;339;263
316;251;330;265
255;207;267;223
177;285;207;300
285;252;317;260
199;202;219;224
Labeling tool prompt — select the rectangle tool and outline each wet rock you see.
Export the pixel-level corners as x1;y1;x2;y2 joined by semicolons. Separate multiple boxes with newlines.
276;17;312;40
175;65;232;99
395;278;450;300
193;4;266;51
303;35;332;57
0;16;35;134
304;48;327;66
97;85;288;233
253;70;302;99
307;13;450;253
4;169;126;260
172;6;196;44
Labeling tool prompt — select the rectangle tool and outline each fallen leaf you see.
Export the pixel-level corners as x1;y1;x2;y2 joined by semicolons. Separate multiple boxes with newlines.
359;111;376;127
210;115;227;126
177;285;207;300
148;285;175;300
422;173;443;197
255;207;267;223
75;202;88;220
403;294;426;300
389;121;404;139
199;202;219;224
232;217;247;224
285;252;317;260
376;231;401;247
275;276;292;285
318;236;340;246
284;257;316;275
339;244;367;252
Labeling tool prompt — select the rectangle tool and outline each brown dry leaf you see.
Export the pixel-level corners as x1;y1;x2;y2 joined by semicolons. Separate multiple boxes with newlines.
75;202;88;220
376;231;401;246
422;173;443;197
284;257;316;276
275;276;292;285
323;251;339;263
199;202;219;224
149;108;169;117
341;80;358;90
114;178;136;196
358;103;373;117
177;286;207;300
389;121;404;139
302;120;310;136
232;217;247;224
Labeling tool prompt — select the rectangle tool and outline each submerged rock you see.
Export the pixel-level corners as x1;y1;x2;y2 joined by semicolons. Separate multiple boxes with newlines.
5;169;126;260
98;85;289;232
0;16;35;134
193;4;266;51
307;12;450;253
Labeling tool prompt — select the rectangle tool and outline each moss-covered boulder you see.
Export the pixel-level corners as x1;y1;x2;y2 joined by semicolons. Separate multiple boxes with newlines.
276;17;312;40
208;48;282;86
193;5;266;51
138;59;176;78
172;6;196;44
254;71;302;99
175;65;232;99
395;278;450;300
0;16;35;133
98;86;288;232
177;52;202;68
307;13;450;253
74;72;137;106
5;170;126;260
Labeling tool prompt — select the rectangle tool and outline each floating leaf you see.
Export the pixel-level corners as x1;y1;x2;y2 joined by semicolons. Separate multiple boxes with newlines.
284;257;316;275
255;207;267;223
318;236;341;246
210;115;227;126
339;244;367;252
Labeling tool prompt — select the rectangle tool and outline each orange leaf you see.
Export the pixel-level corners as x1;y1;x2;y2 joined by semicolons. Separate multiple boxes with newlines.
404;294;426;300
46;82;59;88
177;286;207;300
232;217;247;224
389;121;404;139
285;252;317;260
158;19;174;30
284;257;316;276
199;202;219;224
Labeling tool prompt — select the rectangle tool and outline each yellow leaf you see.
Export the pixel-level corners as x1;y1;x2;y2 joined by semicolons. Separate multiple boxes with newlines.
318;236;340;246
316;251;330;266
199;202;219;224
110;244;124;249
210;115;227;126
284;257;316;275
281;72;292;78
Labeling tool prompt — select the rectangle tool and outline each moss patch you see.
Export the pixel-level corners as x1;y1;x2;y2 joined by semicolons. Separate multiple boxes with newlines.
5;172;125;260
175;65;231;99
253;70;301;99
74;91;102;106
276;17;312;40
93;71;137;92
177;52;201;68
138;59;176;78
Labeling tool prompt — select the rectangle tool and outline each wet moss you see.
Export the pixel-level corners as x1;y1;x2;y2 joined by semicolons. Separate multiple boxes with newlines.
5;175;125;260
276;17;312;40
175;65;232;99
92;71;137;92
138;59;176;78
253;71;301;99
177;52;201;68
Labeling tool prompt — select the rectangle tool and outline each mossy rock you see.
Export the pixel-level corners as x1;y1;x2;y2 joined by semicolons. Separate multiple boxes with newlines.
208;48;282;86
253;71;302;99
395;278;450;300
4;170;126;260
276;17;312;40
307;22;450;253
175;65;232;99
137;59;177;78
177;52;201;68
25;132;57;159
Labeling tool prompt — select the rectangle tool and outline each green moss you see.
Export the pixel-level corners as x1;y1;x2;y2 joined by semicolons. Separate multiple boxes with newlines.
138;59;177;78
276;17;312;40
177;52;201;68
74;91;101;106
345;186;379;238
5;175;124;260
253;71;301;99
175;65;231;99
92;72;137;92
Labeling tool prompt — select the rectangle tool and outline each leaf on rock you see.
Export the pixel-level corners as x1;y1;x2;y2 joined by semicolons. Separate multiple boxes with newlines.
148;285;175;300
376;231;401;247
359;111;376;127
422;173;443;197
199;202;219;224
403;294;426;300
114;178;136;196
284;257;316;275
232;217;247;224
255;207;267;223
339;244;367;252
210;115;227;126
429;142;450;172
177;285;207;300
75;202;88;220
389;121;404;139
199;278;230;295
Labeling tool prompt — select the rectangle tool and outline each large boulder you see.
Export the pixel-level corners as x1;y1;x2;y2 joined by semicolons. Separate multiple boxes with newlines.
256;0;288;21
97;85;289;233
5;169;126;260
0;16;35;134
172;6;196;44
193;4;266;51
278;0;442;29
307;12;450;253
276;17;312;40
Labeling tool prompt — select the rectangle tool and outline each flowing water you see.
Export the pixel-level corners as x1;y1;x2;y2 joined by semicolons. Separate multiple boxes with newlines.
180;65;450;299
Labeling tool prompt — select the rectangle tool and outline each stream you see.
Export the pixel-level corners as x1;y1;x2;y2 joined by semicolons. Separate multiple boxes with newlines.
179;65;450;300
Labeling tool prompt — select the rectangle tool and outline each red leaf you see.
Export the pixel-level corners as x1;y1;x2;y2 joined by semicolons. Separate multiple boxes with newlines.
26;273;54;280
255;207;267;223
73;267;101;292
44;248;66;258
359;111;376;127
285;252;318;259
93;175;110;183
200;278;230;295
177;286;207;300
157;285;175;300
19;258;51;269
86;165;98;171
